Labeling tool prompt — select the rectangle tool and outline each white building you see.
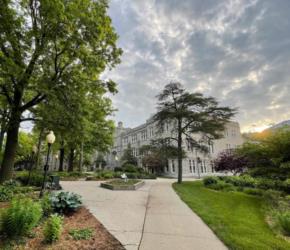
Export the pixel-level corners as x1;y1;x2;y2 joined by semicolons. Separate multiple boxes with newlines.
106;118;244;177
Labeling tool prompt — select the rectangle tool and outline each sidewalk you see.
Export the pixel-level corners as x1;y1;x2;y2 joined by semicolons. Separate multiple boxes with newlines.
62;179;226;250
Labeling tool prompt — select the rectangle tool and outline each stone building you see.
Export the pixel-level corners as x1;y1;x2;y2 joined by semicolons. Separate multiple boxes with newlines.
106;117;244;177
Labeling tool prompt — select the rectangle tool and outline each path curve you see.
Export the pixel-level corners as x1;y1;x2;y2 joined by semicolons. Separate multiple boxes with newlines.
62;179;226;250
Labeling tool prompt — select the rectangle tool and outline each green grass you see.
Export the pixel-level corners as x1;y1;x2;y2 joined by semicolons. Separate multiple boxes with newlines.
173;181;290;250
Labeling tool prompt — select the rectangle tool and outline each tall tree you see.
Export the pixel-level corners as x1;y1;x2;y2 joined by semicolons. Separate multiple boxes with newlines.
153;82;236;183
0;0;122;181
121;144;138;166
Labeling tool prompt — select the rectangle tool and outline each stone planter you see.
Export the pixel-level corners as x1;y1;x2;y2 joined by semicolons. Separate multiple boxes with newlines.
100;180;145;190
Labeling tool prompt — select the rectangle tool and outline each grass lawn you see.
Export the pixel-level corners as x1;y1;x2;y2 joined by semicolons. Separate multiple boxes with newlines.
173;181;290;250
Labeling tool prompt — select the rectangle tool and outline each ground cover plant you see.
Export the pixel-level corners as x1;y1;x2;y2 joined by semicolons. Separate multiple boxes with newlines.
173;181;290;250
69;228;94;240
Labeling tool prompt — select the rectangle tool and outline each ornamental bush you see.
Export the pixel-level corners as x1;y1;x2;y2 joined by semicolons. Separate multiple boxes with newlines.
0;198;42;237
50;192;82;214
278;212;290;235
203;176;219;186
0;186;14;202
43;214;63;243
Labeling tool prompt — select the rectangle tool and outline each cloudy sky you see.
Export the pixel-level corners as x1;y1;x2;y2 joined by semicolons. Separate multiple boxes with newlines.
103;0;290;133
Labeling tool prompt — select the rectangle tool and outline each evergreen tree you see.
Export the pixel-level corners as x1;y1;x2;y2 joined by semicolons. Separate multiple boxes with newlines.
153;82;236;183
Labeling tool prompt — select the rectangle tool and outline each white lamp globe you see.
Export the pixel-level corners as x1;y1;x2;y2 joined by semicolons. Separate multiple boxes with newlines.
46;131;56;145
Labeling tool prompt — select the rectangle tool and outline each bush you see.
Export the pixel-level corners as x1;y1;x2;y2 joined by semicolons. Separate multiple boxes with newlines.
114;167;123;172
262;189;282;207
122;163;138;173
16;171;43;187
243;188;263;196
256;178;276;190
126;172;137;179
50;191;82;214
43;214;63;243
207;181;235;191
222;175;257;188
278;212;290;235
0;198;42;237
103;172;114;179
41;194;53;217
0;186;14;202
69;228;93;240
203;176;219;186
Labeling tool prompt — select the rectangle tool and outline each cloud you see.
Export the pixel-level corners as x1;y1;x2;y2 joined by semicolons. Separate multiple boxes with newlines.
103;0;290;132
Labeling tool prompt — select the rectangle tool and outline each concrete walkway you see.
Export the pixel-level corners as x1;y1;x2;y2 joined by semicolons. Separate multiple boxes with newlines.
61;179;226;250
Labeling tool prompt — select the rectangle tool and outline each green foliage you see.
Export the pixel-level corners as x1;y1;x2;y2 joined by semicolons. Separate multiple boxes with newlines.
69;228;93;240
122;163;138;173
121;144;138;165
221;175;257;188
278;212;290;235
0;198;42;238
203;176;219;186
15;171;43;187
153;82;235;183
0;186;13;201
238;128;290;179
41;194;53;217
243;188;264;196
0;0;122;182
43;214;63;243
50;192;82;214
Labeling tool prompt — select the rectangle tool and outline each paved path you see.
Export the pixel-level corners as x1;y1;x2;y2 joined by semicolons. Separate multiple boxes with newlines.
61;179;226;250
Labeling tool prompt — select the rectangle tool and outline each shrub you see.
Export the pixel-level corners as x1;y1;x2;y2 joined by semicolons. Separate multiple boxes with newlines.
0;186;13;202
50;192;82;214
0;198;42;237
114;167;123;172
16;171;43;187
126;172;137;179
278;212;290;235
43;214;63;243
103;172;114;179
2;179;21;187
223;175;257;188
203;176;219;186
262;189;282;207
41;194;53;217
69;228;93;240
243;188;263;196
122;163;138;173
256;178;276;190
207;181;235;191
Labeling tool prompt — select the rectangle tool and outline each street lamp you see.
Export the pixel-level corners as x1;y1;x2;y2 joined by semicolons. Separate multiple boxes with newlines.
39;131;56;198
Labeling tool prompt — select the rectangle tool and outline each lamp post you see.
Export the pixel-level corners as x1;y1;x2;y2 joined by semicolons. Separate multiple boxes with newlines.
39;131;55;198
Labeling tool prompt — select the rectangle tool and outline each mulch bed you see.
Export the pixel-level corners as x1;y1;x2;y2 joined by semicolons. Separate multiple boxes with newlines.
1;206;124;250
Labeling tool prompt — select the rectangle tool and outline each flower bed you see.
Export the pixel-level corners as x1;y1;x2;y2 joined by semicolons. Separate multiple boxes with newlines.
100;179;145;190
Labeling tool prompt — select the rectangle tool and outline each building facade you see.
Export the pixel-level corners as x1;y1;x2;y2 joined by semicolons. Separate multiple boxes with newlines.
106;118;244;177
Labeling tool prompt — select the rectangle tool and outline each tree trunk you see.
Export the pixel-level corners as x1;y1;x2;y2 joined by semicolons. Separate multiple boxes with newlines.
0;111;21;182
58;141;64;172
177;118;183;184
68;148;74;172
79;142;83;172
0;127;5;154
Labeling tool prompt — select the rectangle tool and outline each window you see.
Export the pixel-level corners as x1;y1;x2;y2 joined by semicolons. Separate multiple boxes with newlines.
172;160;175;172
203;160;206;172
166;163;169;172
189;160;192;173
192;160;195;173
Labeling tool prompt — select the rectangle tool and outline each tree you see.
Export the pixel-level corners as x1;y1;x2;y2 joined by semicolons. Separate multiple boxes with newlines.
236;127;290;179
153;82;236;183
140;138;182;173
214;150;248;175
0;0;122;181
121;144;138;166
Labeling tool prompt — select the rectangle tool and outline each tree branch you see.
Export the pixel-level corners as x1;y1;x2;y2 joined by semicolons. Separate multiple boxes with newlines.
20;93;46;112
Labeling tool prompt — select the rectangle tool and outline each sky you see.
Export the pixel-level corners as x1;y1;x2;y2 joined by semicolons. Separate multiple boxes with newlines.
101;0;290;133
